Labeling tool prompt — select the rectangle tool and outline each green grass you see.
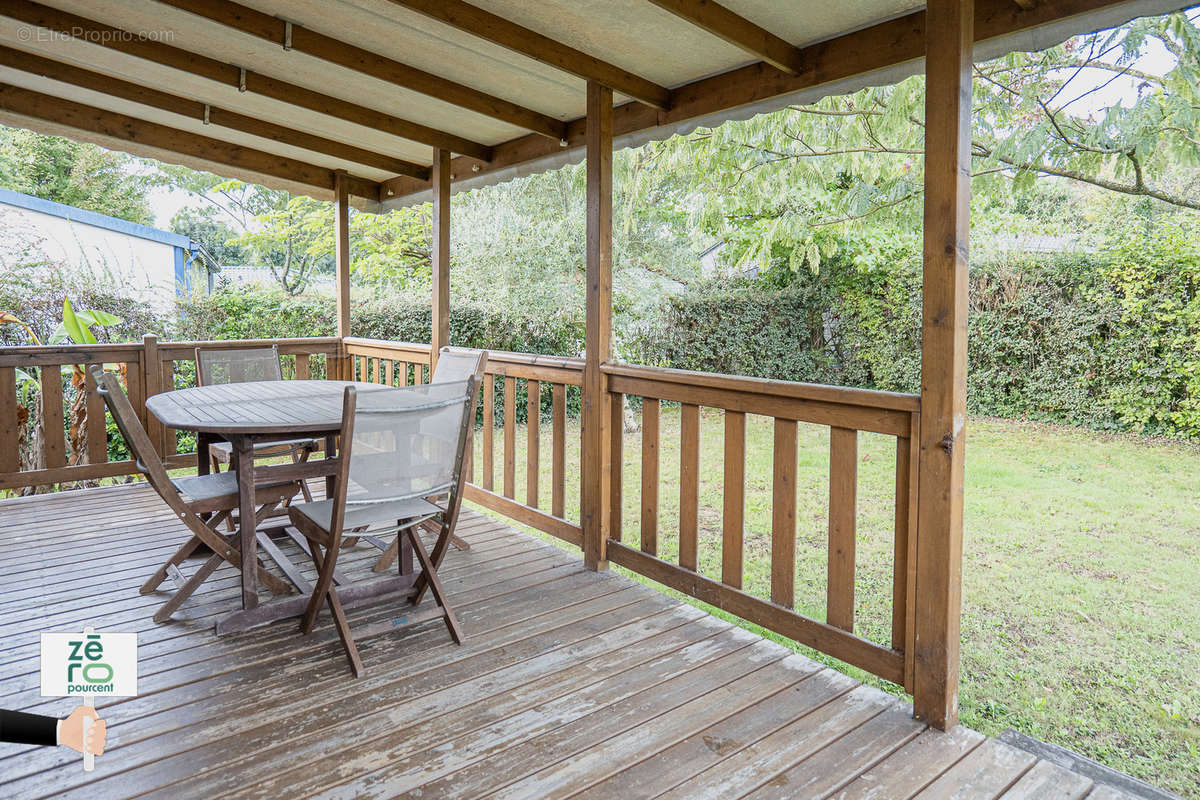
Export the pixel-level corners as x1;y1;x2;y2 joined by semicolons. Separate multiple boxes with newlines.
472;408;1200;797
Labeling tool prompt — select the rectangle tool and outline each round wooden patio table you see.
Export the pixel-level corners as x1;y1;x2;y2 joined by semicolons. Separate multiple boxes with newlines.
146;379;434;633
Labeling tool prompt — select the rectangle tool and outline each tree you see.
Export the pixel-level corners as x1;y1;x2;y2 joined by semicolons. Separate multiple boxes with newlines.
169;206;246;266
231;195;334;295
647;10;1200;274
0;127;155;224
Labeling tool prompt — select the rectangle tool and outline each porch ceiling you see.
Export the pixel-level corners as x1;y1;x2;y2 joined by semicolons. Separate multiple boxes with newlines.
0;0;1188;210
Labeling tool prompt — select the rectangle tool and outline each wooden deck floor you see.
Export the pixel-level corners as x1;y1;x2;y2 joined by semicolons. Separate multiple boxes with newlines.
0;483;1147;799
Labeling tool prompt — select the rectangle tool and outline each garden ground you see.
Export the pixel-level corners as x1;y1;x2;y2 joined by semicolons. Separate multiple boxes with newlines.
477;410;1200;797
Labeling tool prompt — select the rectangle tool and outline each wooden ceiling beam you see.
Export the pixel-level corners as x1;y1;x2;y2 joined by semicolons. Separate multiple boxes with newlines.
0;45;431;181
155;0;568;140
0;82;381;202
382;0;1138;203
0;0;493;161
387;0;671;110
644;0;805;75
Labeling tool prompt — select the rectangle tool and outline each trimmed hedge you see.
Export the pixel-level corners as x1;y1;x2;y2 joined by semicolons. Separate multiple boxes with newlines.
628;250;1200;439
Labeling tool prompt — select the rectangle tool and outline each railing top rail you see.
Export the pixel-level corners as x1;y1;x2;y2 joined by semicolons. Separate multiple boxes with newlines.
485;351;584;371
342;337;432;350
0;343;144;367
603;362;920;414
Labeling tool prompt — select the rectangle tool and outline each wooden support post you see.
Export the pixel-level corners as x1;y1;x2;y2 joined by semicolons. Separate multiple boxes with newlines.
431;147;451;372
333;170;351;380
141;333;164;455
581;80;613;571
914;0;972;731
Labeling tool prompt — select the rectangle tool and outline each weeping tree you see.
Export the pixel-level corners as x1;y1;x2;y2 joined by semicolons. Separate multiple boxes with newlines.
646;10;1200;273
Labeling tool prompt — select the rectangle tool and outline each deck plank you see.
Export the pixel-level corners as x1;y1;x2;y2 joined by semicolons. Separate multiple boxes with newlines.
0;483;1117;800
912;738;1038;800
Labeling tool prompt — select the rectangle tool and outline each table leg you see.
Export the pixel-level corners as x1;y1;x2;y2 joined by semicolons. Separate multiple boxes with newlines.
196;431;213;476
235;440;258;610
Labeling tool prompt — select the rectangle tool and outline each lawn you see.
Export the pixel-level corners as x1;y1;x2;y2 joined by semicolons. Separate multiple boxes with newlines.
471;408;1200;797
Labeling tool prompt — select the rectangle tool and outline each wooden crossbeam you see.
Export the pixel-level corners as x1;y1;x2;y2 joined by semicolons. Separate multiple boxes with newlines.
0;0;493;161
0;83;380;201
389;0;671;110
156;0;567;140
0;45;430;180
645;0;805;75
381;0;1141;203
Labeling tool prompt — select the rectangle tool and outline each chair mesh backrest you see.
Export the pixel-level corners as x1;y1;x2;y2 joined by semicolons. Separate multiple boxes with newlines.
196;346;283;385
345;380;475;507
431;348;484;385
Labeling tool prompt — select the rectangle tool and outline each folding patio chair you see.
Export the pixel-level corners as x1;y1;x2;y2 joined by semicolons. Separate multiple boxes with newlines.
195;345;319;503
287;377;480;677
91;367;297;622
369;347;487;569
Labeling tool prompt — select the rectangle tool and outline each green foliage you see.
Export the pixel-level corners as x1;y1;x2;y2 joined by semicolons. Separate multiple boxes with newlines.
169;206;246;266
230;195;334;294
0;128;155;224
631;244;1200;438
177;285;584;357
1096;218;1200;436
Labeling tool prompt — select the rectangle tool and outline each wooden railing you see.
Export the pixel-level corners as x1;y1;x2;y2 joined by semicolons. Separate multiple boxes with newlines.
0;334;340;491
342;338;585;549
1;335;918;690
601;363;920;690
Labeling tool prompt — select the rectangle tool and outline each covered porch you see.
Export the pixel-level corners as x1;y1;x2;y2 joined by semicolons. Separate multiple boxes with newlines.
0;483;1114;798
0;0;1189;796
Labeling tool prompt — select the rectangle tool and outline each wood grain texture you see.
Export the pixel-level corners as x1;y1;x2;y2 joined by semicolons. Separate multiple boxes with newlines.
0;366;17;474
827;427;857;632
552;383;565;518
0;482;1151;799
504;376;516;500
581;80;613;571
432;148;451;362
914;0;972;731
679;403;700;571
40;364;65;470
526;380;540;509
483;377;495;492
640;397;660;556
722;410;746;588
771;418;798;609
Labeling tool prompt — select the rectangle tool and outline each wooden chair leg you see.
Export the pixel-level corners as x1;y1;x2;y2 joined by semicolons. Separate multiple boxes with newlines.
405;528;463;644
153;553;223;623
412;521;455;606
140;533;207;594
400;531;413;576
300;537;337;636
325;587;364;677
372;535;400;573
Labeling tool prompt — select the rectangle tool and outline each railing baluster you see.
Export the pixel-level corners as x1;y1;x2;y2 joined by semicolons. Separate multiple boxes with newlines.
897;415;920;693
0;367;17;474
552;383;565;518
771;417;797;608
85;364;108;464
640;398;659;556
722;410;745;589
295;353;311;380
680;403;699;571
526;380;540;508
385;359;394;386
162;360;177;456
610;391;623;544
828;427;858;632
42;365;66;470
482;376;494;492
372;357;382;383
503;376;516;499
